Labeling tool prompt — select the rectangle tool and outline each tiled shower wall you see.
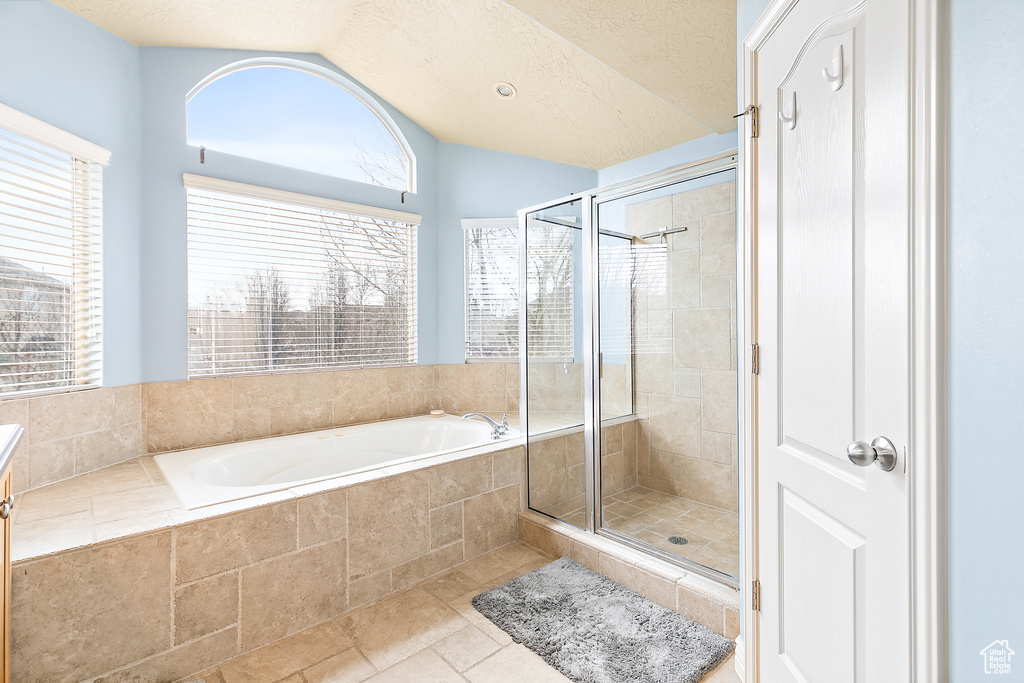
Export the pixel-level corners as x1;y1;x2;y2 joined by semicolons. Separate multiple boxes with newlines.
525;362;630;418
0;363;519;494
627;180;739;511
527;361;583;414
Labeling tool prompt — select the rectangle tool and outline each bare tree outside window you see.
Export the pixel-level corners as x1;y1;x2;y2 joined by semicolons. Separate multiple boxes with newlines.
463;221;577;362
464;223;519;360
186;185;417;378
245;267;292;366
310;210;413;367
525;225;575;361
0;258;72;392
0;126;103;397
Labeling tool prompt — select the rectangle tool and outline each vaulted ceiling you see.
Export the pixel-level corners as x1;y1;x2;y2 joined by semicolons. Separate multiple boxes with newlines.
51;0;737;169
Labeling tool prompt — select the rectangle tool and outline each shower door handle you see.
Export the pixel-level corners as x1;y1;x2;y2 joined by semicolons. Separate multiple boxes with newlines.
846;436;897;471
599;352;603;379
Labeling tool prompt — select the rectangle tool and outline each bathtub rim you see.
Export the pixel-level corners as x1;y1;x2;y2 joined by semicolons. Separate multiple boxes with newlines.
12;432;526;566
155;414;521;510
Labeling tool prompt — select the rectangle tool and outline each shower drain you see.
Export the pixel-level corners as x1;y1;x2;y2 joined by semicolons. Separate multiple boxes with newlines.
667;536;689;546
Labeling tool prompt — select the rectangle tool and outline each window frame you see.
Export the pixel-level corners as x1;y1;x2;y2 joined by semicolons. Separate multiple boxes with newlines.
0;103;107;399
186;58;418;194
463;217;577;364
463;218;520;363
183;174;421;379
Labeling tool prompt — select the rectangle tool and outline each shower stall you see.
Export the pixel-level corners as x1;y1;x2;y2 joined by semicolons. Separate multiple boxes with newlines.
519;153;740;586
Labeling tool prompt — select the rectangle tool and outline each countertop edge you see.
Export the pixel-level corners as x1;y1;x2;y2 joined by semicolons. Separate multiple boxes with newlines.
0;424;24;480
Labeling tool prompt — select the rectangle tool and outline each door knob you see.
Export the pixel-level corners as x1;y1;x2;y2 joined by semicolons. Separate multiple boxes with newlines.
846;436;897;471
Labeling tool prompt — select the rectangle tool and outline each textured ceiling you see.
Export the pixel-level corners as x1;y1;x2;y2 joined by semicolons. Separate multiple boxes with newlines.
51;0;737;169
504;0;737;135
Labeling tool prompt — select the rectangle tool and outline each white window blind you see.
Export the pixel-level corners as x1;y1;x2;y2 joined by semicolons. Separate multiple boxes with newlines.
185;175;419;377
525;220;575;361
463;218;519;360
463;218;575;362
0;122;103;397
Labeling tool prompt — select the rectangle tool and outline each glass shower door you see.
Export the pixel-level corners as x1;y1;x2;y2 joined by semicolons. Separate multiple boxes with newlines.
522;198;587;527
595;169;740;580
521;161;741;584
595;231;636;500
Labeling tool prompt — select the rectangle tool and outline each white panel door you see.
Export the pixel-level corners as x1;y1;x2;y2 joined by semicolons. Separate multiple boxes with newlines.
753;0;910;681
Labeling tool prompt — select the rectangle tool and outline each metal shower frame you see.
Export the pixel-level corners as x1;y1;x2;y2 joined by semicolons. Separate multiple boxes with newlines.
518;149;741;589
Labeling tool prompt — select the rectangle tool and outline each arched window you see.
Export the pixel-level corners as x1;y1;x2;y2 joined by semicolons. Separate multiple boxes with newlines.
187;59;415;192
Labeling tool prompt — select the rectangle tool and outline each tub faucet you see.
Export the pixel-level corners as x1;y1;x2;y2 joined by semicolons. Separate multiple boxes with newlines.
462;412;509;439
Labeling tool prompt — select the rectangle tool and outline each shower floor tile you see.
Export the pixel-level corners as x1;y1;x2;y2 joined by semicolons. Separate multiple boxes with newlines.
191;541;738;683
557;487;740;576
606;487;739;574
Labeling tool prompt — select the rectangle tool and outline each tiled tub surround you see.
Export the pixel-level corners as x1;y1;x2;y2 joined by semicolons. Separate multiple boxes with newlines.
0;385;145;494
0;362;519;495
626;179;739;512
518;511;740;640
11;441;526;682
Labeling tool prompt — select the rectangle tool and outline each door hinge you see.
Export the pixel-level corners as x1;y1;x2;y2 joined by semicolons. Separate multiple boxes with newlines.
734;104;759;138
752;579;761;612
751;343;760;375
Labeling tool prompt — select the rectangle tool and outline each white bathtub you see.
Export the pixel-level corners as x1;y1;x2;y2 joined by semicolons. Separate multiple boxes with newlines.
155;414;519;509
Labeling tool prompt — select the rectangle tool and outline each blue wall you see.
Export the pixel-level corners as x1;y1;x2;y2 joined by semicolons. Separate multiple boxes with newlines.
436;142;596;364
0;1;142;387
138;57;596;377
597;132;737;187
949;0;1024;678
0;1;597;383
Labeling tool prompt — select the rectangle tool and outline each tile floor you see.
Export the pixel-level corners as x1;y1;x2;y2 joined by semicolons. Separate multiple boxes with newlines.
189;542;739;683
559;486;739;576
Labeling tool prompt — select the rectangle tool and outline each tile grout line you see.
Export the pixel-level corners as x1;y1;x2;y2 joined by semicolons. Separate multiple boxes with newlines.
169;527;177;651
89;623;241;682
211;543;549;682
343;488;350;612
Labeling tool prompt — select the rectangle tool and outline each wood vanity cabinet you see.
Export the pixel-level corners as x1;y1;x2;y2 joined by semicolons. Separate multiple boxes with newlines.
0;465;8;683
0;424;20;683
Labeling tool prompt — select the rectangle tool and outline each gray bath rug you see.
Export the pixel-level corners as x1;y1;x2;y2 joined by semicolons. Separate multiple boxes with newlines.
473;557;734;683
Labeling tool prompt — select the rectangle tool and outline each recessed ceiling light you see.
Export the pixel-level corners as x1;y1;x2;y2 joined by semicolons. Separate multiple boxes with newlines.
494;82;517;99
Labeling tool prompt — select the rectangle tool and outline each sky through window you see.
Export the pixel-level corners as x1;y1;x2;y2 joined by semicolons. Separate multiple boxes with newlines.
188;66;408;190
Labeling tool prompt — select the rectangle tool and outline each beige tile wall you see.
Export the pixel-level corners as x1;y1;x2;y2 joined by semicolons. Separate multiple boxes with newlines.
517;511;739;640
0;386;144;493
626;181;739;511
601;362;632;417
525;361;632;418
0;363;519;495
526;361;583;413
524;361;629;419
10;445;526;683
527;421;637;519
